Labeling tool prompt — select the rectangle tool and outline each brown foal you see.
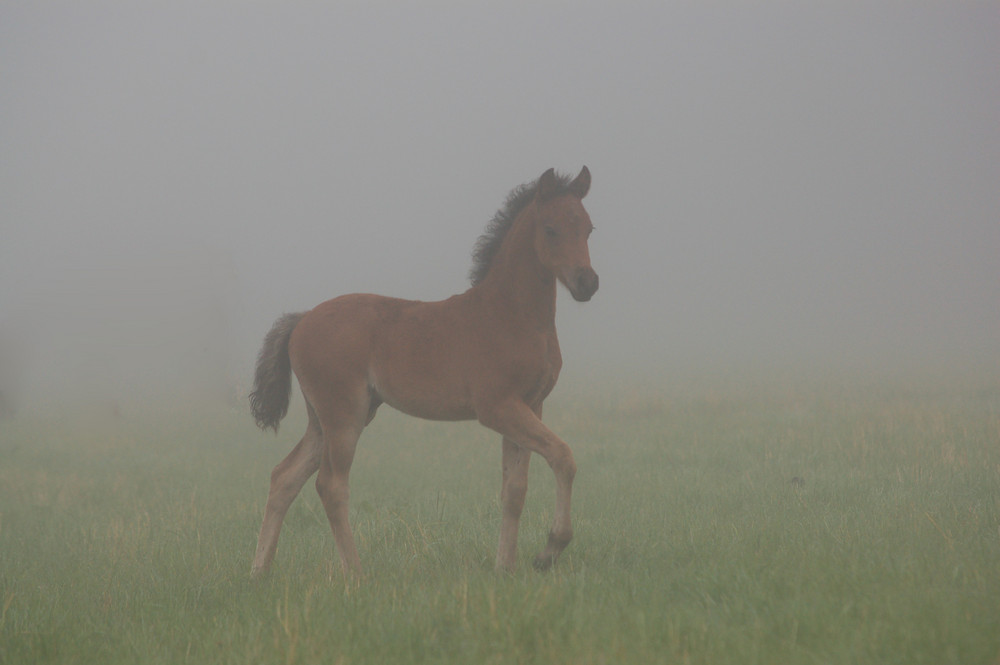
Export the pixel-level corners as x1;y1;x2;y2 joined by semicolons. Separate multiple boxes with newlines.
249;166;598;577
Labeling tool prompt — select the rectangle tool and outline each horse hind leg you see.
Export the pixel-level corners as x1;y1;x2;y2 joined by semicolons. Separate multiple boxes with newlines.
314;419;365;577
251;403;323;578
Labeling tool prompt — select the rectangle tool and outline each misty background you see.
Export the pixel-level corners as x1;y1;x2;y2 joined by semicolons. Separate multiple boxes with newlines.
2;2;998;411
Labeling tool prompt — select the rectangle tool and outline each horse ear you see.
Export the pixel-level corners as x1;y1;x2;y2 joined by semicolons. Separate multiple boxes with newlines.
568;166;591;199
536;168;560;201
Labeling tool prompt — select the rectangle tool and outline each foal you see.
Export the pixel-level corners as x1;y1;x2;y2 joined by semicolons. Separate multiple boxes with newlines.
249;166;598;576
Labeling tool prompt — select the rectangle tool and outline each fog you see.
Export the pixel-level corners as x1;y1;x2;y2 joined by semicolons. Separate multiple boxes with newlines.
2;2;998;410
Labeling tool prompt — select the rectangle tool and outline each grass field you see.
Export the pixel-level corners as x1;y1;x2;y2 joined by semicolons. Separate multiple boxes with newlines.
1;369;998;664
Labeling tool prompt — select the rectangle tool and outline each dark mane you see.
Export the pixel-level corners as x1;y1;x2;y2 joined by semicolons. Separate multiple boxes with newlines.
469;171;574;285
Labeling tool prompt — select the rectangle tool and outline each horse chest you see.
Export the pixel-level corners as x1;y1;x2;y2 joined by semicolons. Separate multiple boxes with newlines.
497;329;561;404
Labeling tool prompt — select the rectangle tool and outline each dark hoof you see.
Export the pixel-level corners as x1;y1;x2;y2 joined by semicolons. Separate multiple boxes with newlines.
532;554;556;571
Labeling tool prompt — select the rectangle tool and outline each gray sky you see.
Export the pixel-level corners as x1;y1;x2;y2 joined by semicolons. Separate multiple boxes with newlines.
2;2;998;406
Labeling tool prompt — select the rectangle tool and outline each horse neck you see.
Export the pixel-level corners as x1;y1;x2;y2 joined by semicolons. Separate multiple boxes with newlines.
475;209;557;328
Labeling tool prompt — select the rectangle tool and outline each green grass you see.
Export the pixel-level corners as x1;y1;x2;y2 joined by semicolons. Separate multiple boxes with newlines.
1;370;999;664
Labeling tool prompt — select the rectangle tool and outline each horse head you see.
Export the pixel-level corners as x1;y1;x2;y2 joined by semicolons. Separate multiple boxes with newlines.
533;166;599;302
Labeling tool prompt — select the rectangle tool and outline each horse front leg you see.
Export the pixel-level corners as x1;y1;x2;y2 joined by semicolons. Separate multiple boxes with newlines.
480;400;576;571
496;435;531;572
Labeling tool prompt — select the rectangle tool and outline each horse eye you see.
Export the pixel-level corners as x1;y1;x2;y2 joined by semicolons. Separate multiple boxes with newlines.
544;226;559;240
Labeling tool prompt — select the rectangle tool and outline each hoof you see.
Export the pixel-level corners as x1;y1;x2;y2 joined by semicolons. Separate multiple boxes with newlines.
532;553;556;571
532;529;570;571
249;565;270;581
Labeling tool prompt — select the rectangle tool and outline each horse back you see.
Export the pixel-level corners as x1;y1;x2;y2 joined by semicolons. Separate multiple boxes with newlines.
287;290;561;423
288;293;478;421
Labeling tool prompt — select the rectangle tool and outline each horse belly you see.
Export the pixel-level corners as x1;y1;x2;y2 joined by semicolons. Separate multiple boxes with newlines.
370;358;476;421
378;389;476;421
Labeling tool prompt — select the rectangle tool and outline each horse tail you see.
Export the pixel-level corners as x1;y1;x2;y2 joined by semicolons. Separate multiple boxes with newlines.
249;312;306;433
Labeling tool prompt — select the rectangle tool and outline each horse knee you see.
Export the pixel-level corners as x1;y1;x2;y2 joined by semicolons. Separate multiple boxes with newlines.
548;447;576;482
564;455;577;481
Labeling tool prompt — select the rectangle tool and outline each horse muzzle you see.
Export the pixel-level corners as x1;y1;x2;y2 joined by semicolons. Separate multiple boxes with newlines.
568;267;599;302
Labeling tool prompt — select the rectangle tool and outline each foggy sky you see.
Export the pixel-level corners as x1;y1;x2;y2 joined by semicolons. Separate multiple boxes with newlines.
2;2;998;407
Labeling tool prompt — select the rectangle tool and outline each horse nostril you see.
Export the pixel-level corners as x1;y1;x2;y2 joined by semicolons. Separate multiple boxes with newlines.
572;269;599;301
